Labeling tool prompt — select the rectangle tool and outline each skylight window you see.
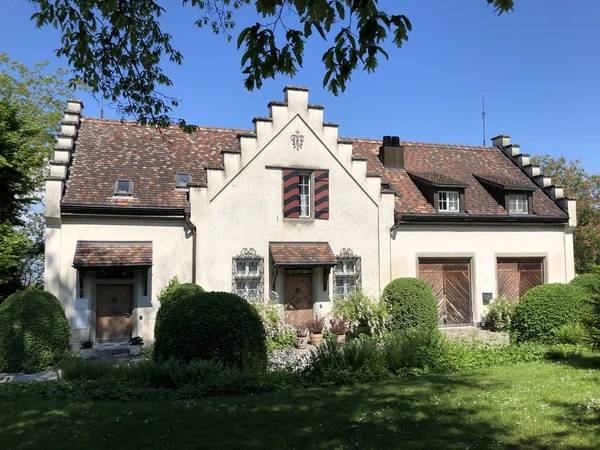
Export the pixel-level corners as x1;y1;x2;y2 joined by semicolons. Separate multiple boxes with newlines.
175;173;191;189
114;180;132;196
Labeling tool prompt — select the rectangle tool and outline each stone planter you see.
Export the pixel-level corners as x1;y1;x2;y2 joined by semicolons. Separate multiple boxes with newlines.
295;336;308;349
79;348;93;360
129;345;143;357
336;334;347;344
309;332;323;346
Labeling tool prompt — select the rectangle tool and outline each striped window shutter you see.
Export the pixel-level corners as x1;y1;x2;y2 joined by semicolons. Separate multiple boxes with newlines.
314;170;329;220
283;169;300;218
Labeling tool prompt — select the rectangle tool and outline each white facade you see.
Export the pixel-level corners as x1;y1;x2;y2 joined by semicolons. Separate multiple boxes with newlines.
44;89;576;346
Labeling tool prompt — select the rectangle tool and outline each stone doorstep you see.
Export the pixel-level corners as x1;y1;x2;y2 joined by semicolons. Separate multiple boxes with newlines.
93;340;130;357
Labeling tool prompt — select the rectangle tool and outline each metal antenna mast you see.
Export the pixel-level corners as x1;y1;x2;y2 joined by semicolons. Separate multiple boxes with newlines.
482;93;486;147
100;93;104;119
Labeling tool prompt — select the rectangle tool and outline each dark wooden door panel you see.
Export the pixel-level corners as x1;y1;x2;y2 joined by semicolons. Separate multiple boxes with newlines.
97;284;132;340
418;263;444;324
497;259;543;300
284;275;313;326
443;264;471;326
419;260;472;327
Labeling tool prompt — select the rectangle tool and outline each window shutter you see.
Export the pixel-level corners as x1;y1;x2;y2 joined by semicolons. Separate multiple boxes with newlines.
314;170;329;220
283;169;300;218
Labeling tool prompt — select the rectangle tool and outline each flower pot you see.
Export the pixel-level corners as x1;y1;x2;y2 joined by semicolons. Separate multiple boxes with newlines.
336;334;346;344
79;348;93;360
309;333;323;346
295;336;308;349
129;345;143;357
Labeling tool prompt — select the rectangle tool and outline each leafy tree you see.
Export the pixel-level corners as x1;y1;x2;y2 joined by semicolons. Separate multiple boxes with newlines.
532;154;600;273
28;0;514;128
0;54;73;300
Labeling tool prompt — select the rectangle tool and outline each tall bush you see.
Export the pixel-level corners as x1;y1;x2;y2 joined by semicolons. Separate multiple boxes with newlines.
381;278;438;332
571;273;600;347
154;281;205;337
480;297;516;332
0;290;70;372
154;291;267;369
510;283;591;343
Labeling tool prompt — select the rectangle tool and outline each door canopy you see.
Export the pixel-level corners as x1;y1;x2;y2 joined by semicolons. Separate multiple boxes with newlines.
73;241;153;267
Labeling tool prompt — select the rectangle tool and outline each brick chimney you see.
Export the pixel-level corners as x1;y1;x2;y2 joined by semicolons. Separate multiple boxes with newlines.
378;135;404;169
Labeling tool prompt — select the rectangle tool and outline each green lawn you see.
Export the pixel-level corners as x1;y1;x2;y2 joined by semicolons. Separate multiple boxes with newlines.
1;360;599;449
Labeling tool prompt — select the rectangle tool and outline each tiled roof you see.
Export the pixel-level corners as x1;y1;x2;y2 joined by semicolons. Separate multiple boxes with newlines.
73;241;153;267
351;139;566;217
473;173;536;190
62;118;566;218
270;242;337;266
63;118;243;209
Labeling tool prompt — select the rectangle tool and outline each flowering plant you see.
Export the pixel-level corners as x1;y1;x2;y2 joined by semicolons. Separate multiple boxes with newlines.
304;315;326;334
332;290;388;335
129;336;144;346
249;300;296;349
295;325;309;337
329;317;349;335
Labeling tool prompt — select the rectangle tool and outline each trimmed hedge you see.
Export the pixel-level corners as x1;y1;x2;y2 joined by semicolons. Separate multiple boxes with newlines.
154;291;267;369
510;283;591;343
154;283;205;337
382;278;438;332
569;274;600;300
0;290;70;373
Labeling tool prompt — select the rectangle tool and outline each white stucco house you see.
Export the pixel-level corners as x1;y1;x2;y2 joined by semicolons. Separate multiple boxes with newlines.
44;86;576;345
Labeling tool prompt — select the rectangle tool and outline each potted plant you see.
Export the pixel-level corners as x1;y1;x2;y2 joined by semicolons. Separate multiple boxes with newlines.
305;315;326;346
294;325;309;349
129;336;144;357
329;317;349;343
79;339;93;359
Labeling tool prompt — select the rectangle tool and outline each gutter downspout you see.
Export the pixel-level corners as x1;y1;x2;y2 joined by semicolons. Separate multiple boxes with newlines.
184;205;197;284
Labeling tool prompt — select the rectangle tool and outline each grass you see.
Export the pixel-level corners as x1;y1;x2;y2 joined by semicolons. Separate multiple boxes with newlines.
0;360;599;449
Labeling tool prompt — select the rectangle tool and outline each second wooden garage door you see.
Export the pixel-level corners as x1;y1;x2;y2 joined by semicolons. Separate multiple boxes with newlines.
419;259;472;326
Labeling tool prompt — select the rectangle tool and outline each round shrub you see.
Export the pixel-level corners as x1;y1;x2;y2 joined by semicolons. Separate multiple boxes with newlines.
382;278;438;332
154;282;205;337
0;290;70;373
569;274;600;300
154;291;267;369
510;283;591;343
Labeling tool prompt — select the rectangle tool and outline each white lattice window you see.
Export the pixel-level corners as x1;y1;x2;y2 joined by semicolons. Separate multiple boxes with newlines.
508;193;528;214
299;173;311;217
334;249;361;299
232;248;263;300
438;191;460;212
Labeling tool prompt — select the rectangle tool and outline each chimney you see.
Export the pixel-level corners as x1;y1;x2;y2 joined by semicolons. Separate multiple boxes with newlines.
491;134;510;149
378;135;404;169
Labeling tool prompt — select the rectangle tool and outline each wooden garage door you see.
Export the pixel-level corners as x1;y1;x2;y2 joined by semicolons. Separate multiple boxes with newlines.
419;259;472;326
497;258;544;301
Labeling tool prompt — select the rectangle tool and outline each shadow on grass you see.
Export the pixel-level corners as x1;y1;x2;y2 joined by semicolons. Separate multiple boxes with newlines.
0;373;514;450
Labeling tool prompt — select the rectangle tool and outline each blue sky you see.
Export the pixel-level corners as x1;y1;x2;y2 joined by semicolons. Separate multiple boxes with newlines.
2;0;599;171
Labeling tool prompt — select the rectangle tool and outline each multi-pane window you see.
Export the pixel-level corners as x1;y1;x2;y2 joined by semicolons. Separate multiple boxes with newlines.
114;179;132;196
299;174;311;217
508;194;528;214
232;248;263;300
438;191;460;212
334;249;361;299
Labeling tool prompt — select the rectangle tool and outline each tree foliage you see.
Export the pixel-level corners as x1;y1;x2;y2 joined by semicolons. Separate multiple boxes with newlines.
0;54;73;300
532;154;600;273
28;0;514;128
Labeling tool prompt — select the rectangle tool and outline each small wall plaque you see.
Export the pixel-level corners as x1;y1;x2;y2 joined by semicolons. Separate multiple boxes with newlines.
482;292;493;305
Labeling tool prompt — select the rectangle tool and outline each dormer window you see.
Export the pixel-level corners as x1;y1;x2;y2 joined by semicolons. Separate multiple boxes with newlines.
114;179;132;196
175;173;191;189
407;172;467;214
508;193;529;214
438;191;460;212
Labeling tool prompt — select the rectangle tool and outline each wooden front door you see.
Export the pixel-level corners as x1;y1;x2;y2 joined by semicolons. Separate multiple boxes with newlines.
96;284;133;340
419;259;472;326
284;274;313;325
